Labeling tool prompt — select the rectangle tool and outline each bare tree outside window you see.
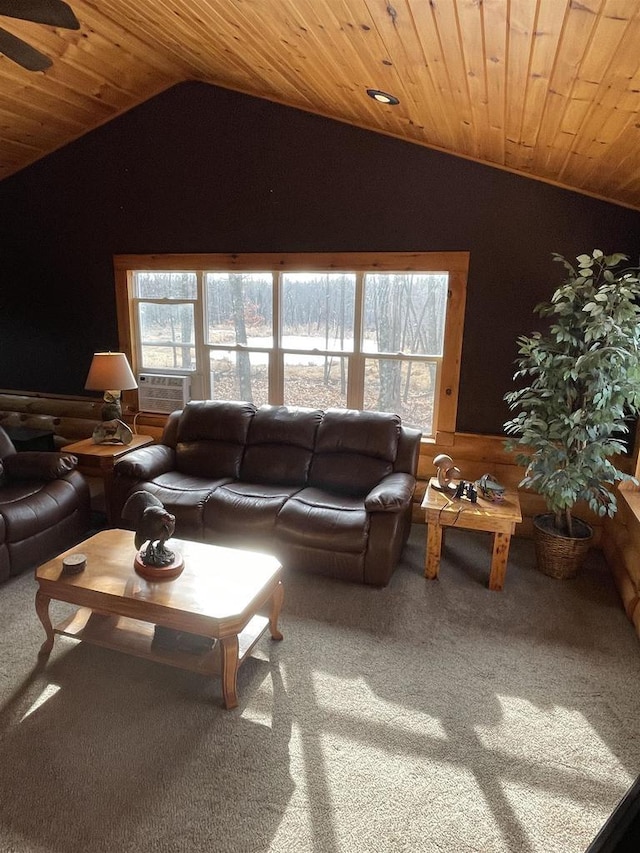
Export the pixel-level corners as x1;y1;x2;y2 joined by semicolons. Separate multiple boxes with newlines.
205;272;273;404
281;272;355;405
364;273;447;427
230;273;251;399
135;272;196;370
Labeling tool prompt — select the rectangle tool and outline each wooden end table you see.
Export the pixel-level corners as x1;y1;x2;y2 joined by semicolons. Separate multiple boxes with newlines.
35;529;284;709
421;478;522;591
62;434;154;524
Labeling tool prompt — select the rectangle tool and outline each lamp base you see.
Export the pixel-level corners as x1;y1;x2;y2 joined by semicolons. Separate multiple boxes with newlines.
101;391;122;421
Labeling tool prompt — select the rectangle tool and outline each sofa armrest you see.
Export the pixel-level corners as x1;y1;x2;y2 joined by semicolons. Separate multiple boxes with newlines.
3;451;78;481
113;445;176;480
364;473;415;512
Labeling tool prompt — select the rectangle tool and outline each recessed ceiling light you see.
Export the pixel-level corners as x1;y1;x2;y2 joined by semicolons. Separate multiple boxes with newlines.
366;88;400;105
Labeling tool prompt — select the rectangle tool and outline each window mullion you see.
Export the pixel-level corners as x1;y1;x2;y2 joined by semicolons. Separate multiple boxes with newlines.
271;271;283;404
347;271;365;409
194;270;207;398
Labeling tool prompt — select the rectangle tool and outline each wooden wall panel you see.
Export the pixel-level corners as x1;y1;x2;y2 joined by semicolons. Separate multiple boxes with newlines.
1;1;640;208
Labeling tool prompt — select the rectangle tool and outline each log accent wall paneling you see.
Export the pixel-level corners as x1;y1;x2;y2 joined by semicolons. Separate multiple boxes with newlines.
602;490;640;642
1;1;640;208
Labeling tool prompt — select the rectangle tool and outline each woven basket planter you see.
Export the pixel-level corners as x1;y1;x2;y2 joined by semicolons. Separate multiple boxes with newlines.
533;513;593;579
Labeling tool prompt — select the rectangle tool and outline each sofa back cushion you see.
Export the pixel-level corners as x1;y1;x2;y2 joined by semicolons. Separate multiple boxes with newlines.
394;426;422;476
241;405;323;486
160;409;182;448
175;400;257;478
309;409;401;496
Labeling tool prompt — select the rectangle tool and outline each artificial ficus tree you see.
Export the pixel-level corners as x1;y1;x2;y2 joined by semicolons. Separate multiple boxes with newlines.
504;249;640;537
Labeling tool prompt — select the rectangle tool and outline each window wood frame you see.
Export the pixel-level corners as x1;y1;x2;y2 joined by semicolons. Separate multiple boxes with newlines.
113;251;469;441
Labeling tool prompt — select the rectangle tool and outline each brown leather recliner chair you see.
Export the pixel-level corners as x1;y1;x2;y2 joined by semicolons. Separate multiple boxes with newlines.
0;426;91;582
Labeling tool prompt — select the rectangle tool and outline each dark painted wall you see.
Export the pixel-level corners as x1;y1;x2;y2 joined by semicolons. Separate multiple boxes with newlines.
1;81;639;434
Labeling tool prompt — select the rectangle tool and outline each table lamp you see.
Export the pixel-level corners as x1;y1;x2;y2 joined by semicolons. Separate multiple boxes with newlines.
85;352;138;421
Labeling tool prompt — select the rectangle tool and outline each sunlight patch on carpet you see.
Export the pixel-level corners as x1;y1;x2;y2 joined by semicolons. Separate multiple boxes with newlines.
500;779;614;853
20;684;60;722
241;680;277;727
475;694;635;790
311;670;450;741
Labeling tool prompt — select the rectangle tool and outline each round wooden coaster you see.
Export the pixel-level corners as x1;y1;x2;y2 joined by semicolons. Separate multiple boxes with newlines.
62;553;87;574
134;549;184;580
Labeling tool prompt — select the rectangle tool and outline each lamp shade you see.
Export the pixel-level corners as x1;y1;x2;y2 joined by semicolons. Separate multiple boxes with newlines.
85;352;137;391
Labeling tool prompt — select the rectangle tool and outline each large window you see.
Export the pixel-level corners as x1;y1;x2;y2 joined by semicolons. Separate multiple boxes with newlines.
114;252;468;439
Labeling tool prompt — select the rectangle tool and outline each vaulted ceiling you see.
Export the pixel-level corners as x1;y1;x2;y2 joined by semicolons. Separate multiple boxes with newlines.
2;0;640;209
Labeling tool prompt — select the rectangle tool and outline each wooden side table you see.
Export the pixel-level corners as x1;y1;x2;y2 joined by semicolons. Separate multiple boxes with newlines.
421;478;522;591
62;434;154;524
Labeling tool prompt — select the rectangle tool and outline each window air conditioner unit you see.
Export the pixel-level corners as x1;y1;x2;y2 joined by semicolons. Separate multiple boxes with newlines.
137;374;191;414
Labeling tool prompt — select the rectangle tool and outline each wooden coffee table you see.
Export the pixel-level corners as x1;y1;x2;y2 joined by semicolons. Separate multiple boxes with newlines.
35;529;284;709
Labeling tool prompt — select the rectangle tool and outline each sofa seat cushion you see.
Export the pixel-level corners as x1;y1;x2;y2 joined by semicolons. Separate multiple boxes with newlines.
276;487;368;553
132;473;230;540
204;481;298;542
0;478;83;542
203;481;301;537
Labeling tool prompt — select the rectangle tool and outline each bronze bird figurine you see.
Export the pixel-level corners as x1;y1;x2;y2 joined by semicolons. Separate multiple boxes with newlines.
122;490;176;567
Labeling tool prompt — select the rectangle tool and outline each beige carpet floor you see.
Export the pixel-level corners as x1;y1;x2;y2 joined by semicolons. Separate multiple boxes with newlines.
1;525;639;853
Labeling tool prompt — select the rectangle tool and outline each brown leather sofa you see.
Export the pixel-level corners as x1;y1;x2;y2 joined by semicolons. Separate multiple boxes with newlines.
112;401;421;586
0;425;91;582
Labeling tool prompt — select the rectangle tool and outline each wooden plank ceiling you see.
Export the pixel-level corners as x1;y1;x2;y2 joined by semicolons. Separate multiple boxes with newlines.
1;0;640;209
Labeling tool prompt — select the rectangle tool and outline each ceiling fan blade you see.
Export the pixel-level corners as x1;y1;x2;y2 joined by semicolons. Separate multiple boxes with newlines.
0;27;52;71
0;0;79;30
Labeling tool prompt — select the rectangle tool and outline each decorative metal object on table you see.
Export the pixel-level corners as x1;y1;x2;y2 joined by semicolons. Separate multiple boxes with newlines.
475;473;506;503
91;418;133;445
121;490;183;580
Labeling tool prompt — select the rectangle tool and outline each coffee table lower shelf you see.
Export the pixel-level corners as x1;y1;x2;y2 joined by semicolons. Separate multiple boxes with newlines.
54;607;269;680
